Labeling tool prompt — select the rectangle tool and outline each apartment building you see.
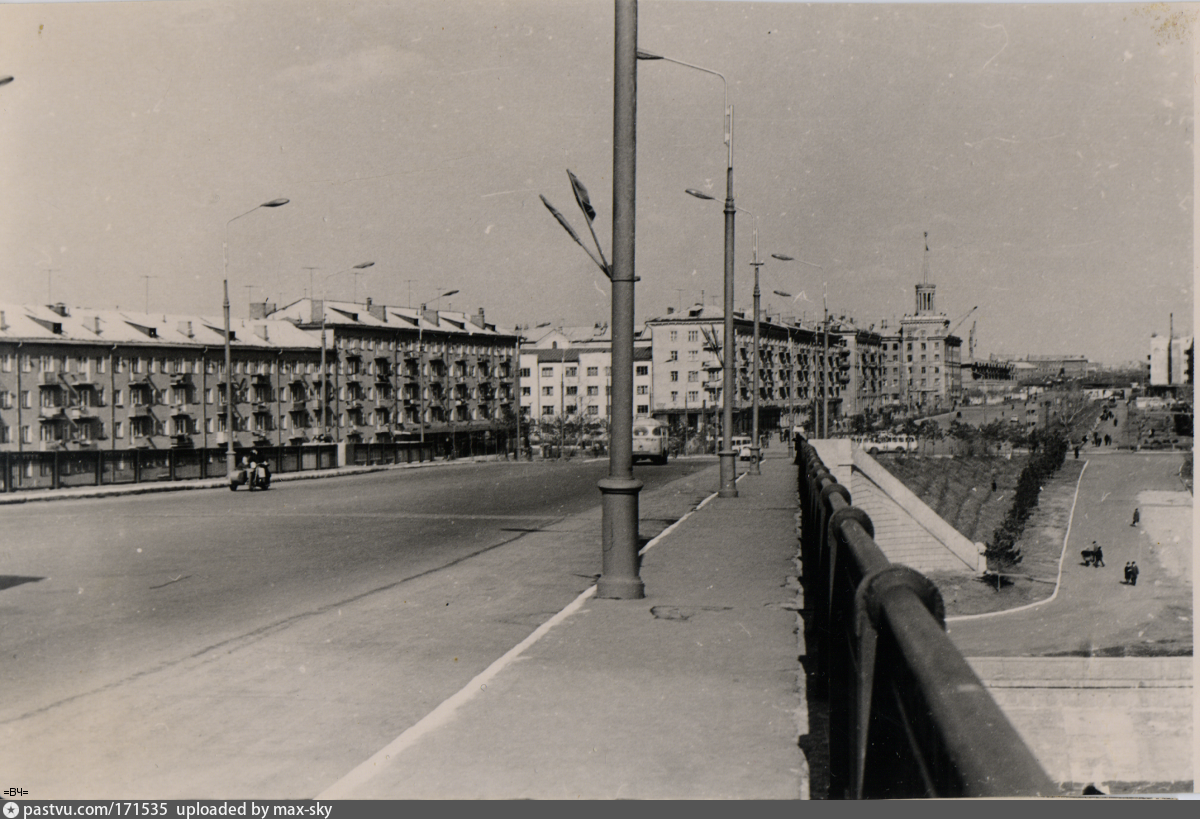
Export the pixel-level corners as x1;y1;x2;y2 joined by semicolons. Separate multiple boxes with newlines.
517;323;653;424
0;301;321;453
644;304;830;434
0;298;518;456
266;298;519;448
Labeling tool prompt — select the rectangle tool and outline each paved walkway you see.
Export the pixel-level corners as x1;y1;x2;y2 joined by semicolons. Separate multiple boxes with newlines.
316;449;808;799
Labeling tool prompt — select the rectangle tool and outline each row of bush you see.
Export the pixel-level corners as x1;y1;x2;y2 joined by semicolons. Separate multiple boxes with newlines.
984;427;1070;570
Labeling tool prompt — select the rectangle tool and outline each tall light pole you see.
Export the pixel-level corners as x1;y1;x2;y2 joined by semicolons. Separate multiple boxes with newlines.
642;45;736;496
223;198;288;475
419;289;457;448
317;261;374;443
594;0;644;599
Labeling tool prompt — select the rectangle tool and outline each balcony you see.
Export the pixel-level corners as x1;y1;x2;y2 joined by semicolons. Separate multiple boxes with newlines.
68;406;97;421
171;435;195;449
170;373;193;385
133;435;153;448
39;372;63;387
39;405;66;419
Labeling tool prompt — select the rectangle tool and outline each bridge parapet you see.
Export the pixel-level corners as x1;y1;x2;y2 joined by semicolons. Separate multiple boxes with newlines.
797;437;1057;798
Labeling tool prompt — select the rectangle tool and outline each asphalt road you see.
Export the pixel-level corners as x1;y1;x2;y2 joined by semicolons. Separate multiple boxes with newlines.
946;450;1192;657
0;456;719;798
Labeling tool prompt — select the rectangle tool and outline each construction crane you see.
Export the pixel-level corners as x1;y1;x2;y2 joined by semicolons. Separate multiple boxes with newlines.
968;321;976;359
948;305;978;337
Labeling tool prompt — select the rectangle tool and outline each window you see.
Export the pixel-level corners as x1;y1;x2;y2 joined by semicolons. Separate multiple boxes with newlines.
542;405;555;416
0;355;10;373
0;392;10;409
519;367;531;377
687;391;699;403
635;365;648;376
566;386;578;396
670;391;678;402
667;350;678;361
587;386;599;396
637;405;648;415
521;386;531;396
541;367;553;377
21;425;31;444
565;367;577;378
687;371;698;382
669;371;679;382
20;391;30;409
636;385;648;395
687;330;699;342
542;386;554;396
669;330;678;342
587;406;599;416
605;367;611;376
587;366;599;376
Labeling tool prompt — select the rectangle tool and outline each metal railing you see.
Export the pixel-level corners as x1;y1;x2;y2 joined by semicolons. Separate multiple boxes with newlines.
796;437;1057;798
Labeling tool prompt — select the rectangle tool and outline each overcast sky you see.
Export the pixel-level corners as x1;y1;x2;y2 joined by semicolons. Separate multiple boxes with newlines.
0;1;1192;365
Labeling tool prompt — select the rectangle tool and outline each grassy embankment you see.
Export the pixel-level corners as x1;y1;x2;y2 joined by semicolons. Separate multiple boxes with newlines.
878;452;1085;616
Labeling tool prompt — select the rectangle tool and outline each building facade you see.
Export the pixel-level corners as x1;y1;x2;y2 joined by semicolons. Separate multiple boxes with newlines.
267;298;519;451
879;280;963;410
643;304;832;434
0;298;518;457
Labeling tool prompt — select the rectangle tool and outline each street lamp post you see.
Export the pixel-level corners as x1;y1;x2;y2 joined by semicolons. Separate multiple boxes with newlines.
317;261;374;444
223;198;288;476
418;289;457;450
641;48;738;497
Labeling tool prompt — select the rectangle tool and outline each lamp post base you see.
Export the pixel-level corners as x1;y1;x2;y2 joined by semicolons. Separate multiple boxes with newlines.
749;444;761;475
597;476;645;599
718;449;738;497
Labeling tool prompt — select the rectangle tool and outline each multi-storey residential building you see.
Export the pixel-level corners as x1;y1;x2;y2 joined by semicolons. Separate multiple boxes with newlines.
267;298;519;453
0;302;322;454
826;318;886;418
879;278;963;411
517;323;652;425
0;298;518;459
644;304;831;434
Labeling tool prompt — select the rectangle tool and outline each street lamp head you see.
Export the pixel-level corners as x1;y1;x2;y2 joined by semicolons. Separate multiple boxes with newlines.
353;261;375;269
771;254;794;261
685;188;716;201
261;198;289;208
635;50;663;61
773;290;792;298
0;76;13;87
441;289;460;298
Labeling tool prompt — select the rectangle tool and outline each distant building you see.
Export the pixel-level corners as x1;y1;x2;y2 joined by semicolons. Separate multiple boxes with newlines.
643;304;829;434
1148;333;1193;387
878;269;963;411
517;323;652;424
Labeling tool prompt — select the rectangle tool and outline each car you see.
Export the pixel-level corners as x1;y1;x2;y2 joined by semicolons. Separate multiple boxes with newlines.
729;435;754;460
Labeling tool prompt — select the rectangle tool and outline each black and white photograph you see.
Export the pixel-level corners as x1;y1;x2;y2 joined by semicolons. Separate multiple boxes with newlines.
0;0;1193;800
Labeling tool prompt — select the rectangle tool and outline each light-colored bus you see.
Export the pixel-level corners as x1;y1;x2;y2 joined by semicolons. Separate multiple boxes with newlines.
631;417;669;465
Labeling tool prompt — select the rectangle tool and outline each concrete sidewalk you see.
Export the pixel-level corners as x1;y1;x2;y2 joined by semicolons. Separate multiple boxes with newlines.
318;449;809;799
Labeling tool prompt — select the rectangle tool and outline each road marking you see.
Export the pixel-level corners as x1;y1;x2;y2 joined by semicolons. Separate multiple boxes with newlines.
316;583;598;798
947;459;1089;623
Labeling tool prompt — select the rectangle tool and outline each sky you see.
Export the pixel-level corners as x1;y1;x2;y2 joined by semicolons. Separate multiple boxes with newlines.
0;0;1192;366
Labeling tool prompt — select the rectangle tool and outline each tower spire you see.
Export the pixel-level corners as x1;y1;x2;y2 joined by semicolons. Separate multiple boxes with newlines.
922;231;930;284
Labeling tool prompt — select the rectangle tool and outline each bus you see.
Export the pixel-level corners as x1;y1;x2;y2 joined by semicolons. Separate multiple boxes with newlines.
631;417;669;465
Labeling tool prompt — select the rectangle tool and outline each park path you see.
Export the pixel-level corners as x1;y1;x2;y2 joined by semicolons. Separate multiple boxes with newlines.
946;450;1192;657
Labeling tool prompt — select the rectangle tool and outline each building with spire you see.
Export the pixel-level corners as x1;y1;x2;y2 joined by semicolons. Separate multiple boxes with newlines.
879;234;963;410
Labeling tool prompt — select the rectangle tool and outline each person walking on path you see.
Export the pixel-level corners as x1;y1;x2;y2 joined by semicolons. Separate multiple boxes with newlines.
1089;541;1104;567
1131;507;1139;526
1128;562;1139;586
1124;562;1132;583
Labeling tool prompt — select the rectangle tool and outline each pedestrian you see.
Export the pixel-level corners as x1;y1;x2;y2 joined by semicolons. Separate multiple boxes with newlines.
1131;507;1139;526
991;478;998;492
1124;562;1132;583
1092;542;1104;567
1129;562;1138;586
1074;445;1080;459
